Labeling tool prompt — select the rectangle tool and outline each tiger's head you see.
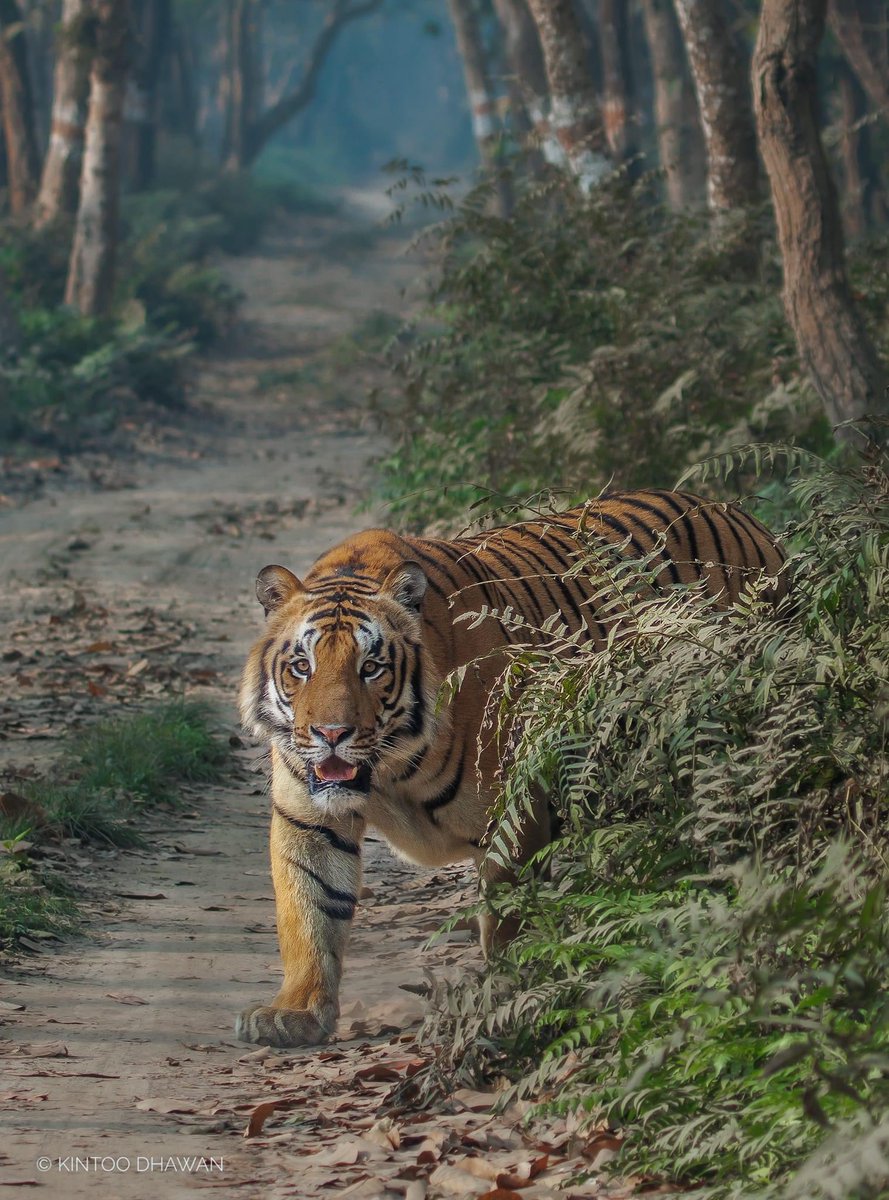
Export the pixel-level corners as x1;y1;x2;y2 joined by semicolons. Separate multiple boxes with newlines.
240;559;433;815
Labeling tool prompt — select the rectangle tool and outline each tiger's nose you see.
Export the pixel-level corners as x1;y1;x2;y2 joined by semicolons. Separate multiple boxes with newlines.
311;725;354;748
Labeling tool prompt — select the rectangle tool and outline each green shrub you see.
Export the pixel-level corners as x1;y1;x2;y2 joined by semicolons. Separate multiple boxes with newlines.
0;308;189;451
423;445;889;1199
372;172;886;531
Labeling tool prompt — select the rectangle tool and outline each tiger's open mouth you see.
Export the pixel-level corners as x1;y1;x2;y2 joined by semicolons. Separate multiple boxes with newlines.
307;755;372;795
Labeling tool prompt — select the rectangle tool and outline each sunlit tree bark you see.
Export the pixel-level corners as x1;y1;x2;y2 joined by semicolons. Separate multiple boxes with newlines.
35;0;89;228
525;0;610;186
0;0;41;214
640;0;704;208
64;0;130;316
753;0;887;437
672;0;758;212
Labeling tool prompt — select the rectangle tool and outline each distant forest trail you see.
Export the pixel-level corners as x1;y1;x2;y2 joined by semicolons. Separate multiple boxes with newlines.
0;204;615;1199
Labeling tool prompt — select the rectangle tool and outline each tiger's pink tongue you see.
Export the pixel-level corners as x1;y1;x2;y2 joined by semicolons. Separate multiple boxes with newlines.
315;756;359;783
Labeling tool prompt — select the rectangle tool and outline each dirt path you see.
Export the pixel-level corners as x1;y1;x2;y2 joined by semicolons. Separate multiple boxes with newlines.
0;209;617;1199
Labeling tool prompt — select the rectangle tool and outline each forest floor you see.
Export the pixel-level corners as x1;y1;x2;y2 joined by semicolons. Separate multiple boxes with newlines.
0;202;635;1199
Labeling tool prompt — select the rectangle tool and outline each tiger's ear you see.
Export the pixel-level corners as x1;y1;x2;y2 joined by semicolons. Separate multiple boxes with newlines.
256;565;304;616
379;561;427;611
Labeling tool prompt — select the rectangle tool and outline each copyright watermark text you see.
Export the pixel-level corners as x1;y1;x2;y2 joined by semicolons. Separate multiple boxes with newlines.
36;1155;224;1174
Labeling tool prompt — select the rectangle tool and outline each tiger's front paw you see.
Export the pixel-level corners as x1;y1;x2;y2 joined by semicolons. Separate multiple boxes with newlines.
235;1003;332;1048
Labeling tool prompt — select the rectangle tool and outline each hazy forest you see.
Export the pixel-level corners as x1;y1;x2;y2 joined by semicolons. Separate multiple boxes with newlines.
0;0;888;1197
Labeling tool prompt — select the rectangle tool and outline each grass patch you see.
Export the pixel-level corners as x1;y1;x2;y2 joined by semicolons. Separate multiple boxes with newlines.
0;853;78;948
1;701;228;847
0;703;228;949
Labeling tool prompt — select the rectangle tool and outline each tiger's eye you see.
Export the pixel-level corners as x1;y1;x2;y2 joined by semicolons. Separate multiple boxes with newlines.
291;658;311;677
361;660;382;678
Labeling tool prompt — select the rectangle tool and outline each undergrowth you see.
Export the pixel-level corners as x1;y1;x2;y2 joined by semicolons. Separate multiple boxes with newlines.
373;170;889;531
0;172;323;454
422;446;889;1199
0;702;228;947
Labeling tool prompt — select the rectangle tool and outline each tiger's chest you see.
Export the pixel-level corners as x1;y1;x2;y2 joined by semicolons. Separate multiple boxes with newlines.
364;776;487;869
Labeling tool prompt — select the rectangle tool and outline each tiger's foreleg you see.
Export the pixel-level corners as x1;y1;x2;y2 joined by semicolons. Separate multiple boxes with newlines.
236;801;364;1048
477;787;553;959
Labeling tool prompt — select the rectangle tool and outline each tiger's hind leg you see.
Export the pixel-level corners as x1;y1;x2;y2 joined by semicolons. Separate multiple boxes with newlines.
477;786;554;959
236;800;364;1048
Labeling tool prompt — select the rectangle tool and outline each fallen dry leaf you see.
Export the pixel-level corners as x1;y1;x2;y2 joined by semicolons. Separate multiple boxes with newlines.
135;1098;200;1115
244;1097;301;1138
428;1163;491;1196
364;1116;401;1151
452;1088;498;1113
304;1138;364;1167
106;992;149;1005
0;1041;68;1058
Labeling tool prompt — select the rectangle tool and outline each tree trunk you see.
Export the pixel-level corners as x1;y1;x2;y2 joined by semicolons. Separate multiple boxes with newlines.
753;0;887;438
24;0;52;151
64;0;130;317
827;0;889;127
597;0;636;164
0;0;41;214
672;0;759;211
639;0;704;208
490;0;555;162
447;0;512;215
525;0;610;187
168;19;198;147
34;0;89;228
125;0;170;189
0;264;21;353
222;0;261;170
836;62;879;239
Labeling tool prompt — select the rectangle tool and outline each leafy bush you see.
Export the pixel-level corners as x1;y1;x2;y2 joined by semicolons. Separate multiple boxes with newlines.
0;308;189;450
423;446;889;1199
372;172;889;531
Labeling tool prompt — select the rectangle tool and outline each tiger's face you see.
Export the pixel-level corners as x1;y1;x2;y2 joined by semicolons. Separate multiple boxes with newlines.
240;561;430;815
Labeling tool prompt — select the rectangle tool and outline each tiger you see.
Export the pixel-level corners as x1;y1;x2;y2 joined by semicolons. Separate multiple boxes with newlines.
236;488;786;1047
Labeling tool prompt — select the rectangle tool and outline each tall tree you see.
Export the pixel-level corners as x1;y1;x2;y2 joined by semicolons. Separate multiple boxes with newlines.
222;0;261;170
597;0;636;164
525;0;610;186
672;0;759;211
827;0;889;127
125;0;171;189
836;61;884;237
223;0;381;171
490;0;555;160
753;0;887;437
64;0;130;316
0;0;41;214
0;264;21;352
34;0;90;228
639;0;705;208
447;0;512;215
